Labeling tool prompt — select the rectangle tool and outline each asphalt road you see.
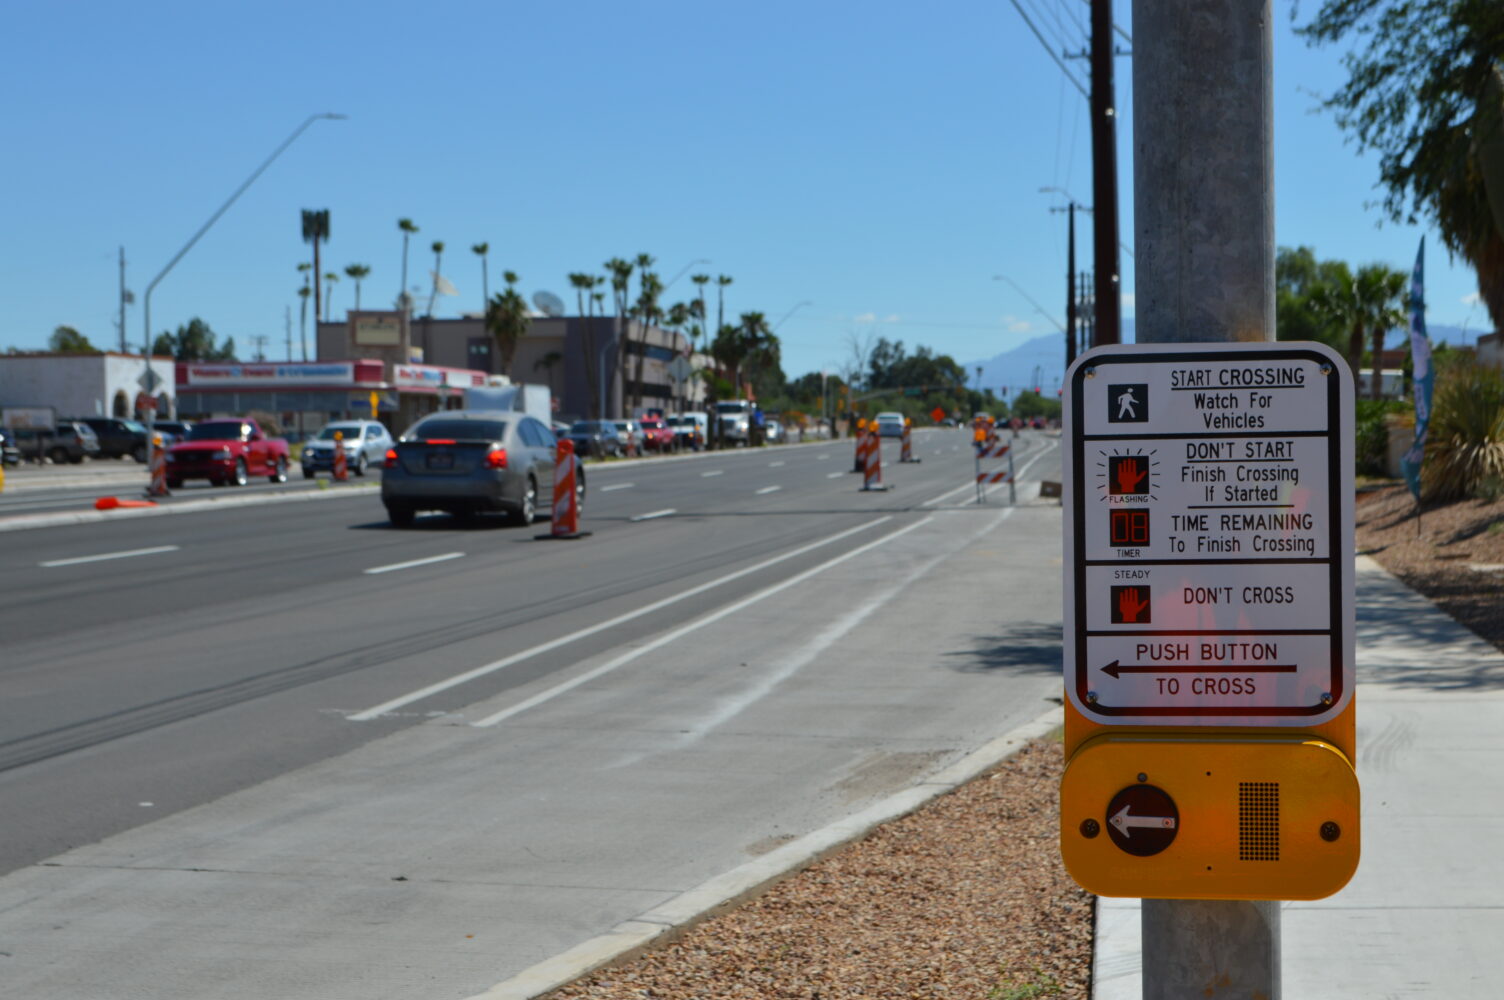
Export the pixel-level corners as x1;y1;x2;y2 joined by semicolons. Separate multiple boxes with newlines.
0;429;1066;998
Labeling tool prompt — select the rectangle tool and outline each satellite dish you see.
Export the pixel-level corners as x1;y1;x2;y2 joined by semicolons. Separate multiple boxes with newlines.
533;290;566;318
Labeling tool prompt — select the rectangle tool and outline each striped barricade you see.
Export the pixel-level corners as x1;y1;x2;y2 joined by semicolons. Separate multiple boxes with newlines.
974;441;1015;505
147;434;171;497
899;419;920;463
861;428;889;492
538;439;592;540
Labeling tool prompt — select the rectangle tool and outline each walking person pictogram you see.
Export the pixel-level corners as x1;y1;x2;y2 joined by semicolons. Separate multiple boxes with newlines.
1107;383;1149;423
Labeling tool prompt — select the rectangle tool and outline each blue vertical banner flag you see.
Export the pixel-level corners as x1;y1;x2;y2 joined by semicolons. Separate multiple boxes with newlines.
1400;238;1433;500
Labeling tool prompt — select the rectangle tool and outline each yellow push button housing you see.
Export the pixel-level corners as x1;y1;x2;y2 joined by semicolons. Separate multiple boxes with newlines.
1060;734;1359;901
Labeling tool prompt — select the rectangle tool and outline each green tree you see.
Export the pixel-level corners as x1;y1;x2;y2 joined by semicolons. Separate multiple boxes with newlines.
1276;246;1349;352
344;263;371;311
485;270;531;377
1297;2;1504;331
629;264;663;412
49;325;99;353
1353;263;1409;398
397;218;419;312
426;240;446;318
604;257;635;418
152;317;236;361
323;272;339;322
297;262;313;360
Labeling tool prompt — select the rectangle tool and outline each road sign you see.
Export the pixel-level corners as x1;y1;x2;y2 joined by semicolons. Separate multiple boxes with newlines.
1063;341;1354;728
668;356;693;383
137;367;164;394
134;392;157;412
1060;341;1360;902
930;406;945;423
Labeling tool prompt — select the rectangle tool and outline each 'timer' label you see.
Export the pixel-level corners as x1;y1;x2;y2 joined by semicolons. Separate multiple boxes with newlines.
1062;342;1355;727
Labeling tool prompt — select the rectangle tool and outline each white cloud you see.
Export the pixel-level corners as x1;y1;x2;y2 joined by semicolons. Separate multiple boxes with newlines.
1001;314;1033;334
854;312;877;323
883;314;900;323
1462;292;1482;306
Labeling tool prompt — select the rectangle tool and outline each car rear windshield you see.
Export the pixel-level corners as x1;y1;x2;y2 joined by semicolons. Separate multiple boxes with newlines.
185;422;248;441
715;402;746;414
405;419;507;442
569;421;604;433
316;425;362;440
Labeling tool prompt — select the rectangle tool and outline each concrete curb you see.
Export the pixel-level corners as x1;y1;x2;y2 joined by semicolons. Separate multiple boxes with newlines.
464;703;1066;1000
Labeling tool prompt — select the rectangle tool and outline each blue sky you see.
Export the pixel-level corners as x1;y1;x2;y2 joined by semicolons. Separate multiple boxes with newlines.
1;1;1488;382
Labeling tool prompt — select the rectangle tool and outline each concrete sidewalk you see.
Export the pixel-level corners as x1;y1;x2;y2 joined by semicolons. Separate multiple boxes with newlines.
1095;555;1504;997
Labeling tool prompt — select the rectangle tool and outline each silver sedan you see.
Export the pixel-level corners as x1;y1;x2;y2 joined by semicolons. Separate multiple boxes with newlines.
380;411;583;527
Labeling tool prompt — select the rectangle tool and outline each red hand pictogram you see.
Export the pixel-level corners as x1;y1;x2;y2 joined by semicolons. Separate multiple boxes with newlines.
1115;461;1148;494
1118;588;1150;623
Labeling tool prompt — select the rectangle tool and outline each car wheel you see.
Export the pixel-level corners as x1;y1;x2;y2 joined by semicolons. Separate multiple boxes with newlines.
166;478;182;489
209;477;225;487
302;468;315;480
47;446;68;464
269;456;288;483
230;458;248;487
354;453;368;477
386;503;414;528
513;475;537;526
132;445;148;463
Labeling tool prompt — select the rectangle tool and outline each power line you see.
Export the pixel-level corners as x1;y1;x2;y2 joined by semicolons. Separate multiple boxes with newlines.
1008;0;1087;98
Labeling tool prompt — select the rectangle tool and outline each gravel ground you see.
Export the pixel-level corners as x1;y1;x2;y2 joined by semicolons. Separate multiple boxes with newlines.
545;739;1093;1000
1355;484;1504;652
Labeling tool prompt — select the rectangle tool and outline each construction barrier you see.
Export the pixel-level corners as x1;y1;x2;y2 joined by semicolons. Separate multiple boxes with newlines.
333;431;349;481
974;440;1015;505
95;496;158;510
146;434;171;498
852;419;868;472
899;419;920;463
861;427;889;492
539;439;591;540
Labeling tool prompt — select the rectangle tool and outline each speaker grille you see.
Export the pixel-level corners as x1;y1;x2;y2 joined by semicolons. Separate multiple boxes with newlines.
1239;782;1280;861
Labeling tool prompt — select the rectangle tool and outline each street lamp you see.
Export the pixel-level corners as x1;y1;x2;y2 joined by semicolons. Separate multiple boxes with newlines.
664;258;711;292
774;300;813;332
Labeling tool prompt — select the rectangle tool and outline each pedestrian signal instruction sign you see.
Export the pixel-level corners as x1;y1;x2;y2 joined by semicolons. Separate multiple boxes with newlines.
1062;342;1354;727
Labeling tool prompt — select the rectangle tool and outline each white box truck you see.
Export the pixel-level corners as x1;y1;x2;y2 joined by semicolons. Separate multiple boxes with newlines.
464;384;552;423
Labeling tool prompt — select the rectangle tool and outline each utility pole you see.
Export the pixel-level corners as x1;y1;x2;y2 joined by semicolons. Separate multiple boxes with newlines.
1090;0;1122;345
285;306;293;362
1050;203;1079;367
1134;2;1277;997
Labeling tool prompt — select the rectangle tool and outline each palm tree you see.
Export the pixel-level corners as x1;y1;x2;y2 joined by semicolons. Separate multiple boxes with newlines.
570;271;603;418
1310;262;1363;383
397;219;419;313
323;272;339;322
716;274;733;335
486;270;531;378
426;241;446;318
604;257;635;418
630;270;664;412
1353;264;1409;399
301;209;330;323
472;242;490;316
344;263;371;311
297;263;313;361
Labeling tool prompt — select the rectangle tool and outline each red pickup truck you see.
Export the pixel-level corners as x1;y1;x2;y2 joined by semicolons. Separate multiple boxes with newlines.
164;418;290;487
637;417;677;453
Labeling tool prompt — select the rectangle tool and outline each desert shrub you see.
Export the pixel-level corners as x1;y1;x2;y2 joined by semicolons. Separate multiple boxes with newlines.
1354;398;1408;476
1421;357;1504;502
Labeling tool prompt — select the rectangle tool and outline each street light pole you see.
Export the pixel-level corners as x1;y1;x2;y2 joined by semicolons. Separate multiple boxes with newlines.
774;300;813;332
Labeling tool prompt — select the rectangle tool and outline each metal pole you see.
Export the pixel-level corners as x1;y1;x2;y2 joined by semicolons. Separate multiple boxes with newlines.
1134;2;1278;996
1066;203;1078;365
142;113;344;445
118;247;127;355
1090;0;1122;345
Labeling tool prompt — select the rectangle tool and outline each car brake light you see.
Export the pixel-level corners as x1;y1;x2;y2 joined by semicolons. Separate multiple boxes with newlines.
425;438;457;445
384;448;398;469
486;448;508;469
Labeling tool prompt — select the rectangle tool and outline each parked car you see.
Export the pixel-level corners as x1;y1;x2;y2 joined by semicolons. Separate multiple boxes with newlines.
666;412;709;451
551;420;572;440
70;417;149;461
381;411;582;527
14;422;102;464
301;420;393;478
565;420;622;459
637;417;677;453
150;419;194;445
0;427;20;466
613;420;644;453
875;412;905;438
164;418;290;487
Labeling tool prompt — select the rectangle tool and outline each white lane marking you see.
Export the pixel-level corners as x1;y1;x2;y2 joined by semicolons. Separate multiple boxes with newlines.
349;516;894;720
41;545;179;568
700;470;723;477
471;516;935;728
826;471;844;479
600;483;635;492
631;509;676;521
364;552;466;575
608;507;1015;767
755;485;782;495
768;461;785;467
919;438;1058;508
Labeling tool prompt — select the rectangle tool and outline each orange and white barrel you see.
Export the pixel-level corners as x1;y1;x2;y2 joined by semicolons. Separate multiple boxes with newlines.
147;434;171;497
900;419;918;463
333;431;349;481
861;427;887;491
551;439;581;537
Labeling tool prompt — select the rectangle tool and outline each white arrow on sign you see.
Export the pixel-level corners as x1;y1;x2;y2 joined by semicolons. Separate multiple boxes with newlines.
1109;804;1177;837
